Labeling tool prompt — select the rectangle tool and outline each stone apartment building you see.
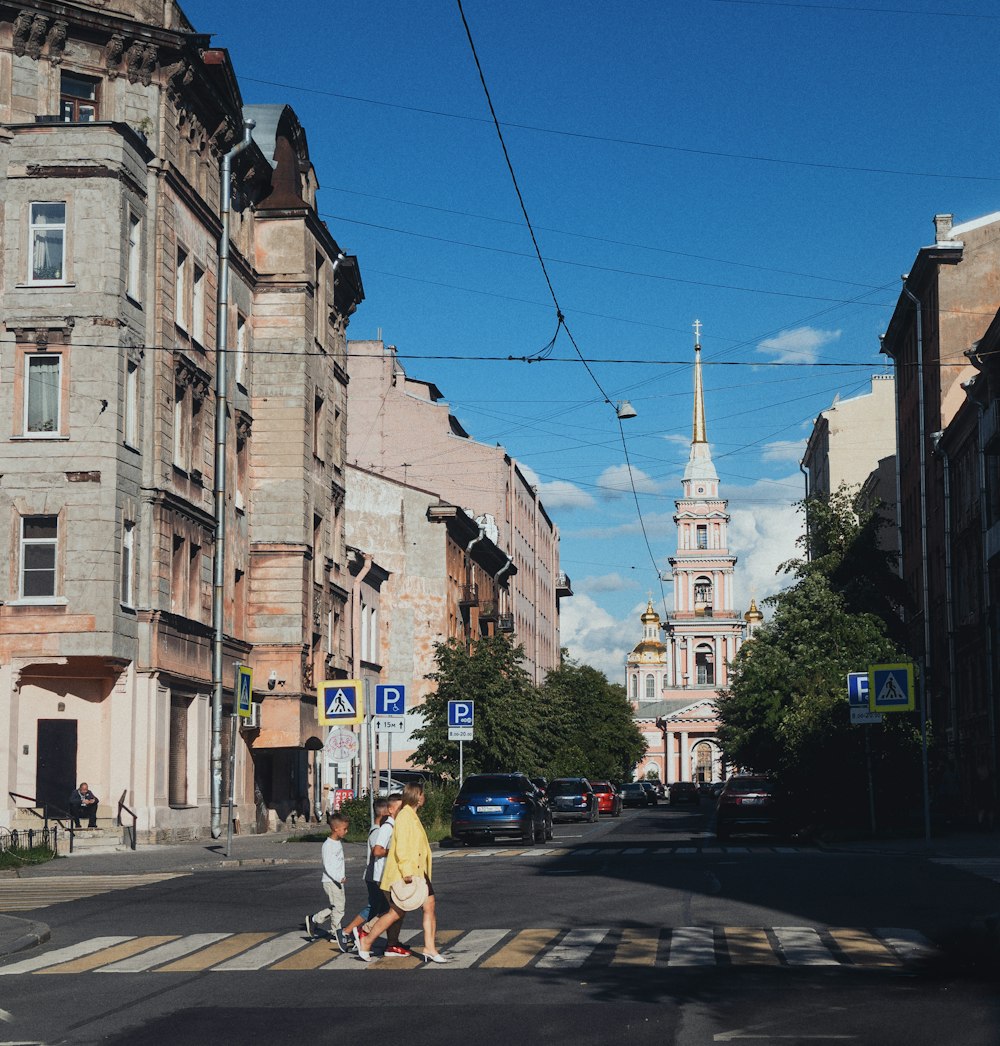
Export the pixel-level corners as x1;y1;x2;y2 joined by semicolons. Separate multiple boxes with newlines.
344;465;516;780
0;1;363;838
346;338;569;685
881;211;1000;816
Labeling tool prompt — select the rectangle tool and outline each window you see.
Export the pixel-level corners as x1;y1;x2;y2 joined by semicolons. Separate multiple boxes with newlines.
124;358;139;447
121;520;135;607
60;72;98;121
175;247;188;330
630;675;637;699
315;252;326;341
25;353;61;434
29;203;66;283
696;524;708;549
170;534;186;615
20;515;58;599
234;430;247;512
173;383;188;469
192;264;205;345
126;213;142;301
694;578;713;605
188;542;201;621
235;312;247;388
313;514;324;584
645;673;654;700
695;647;715;686
313;391;325;460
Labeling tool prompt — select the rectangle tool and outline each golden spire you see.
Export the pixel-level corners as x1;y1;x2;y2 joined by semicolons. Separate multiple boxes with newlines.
692;319;707;444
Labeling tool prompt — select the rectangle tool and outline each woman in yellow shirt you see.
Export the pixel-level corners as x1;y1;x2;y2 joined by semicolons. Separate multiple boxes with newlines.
356;781;448;963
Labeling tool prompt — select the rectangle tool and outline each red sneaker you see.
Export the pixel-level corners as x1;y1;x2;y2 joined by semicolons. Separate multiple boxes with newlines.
357;930;368;940
384;945;411;957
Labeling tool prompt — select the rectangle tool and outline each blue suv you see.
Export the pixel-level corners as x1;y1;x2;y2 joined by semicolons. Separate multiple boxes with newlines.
451;773;552;845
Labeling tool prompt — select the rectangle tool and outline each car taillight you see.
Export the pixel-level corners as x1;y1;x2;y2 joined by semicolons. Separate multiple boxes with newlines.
507;795;527;804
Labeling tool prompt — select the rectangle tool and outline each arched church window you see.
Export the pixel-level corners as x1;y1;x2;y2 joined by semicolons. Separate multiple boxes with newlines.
630;675;637;699
645;674;654;699
694;577;713;613
695;645;715;686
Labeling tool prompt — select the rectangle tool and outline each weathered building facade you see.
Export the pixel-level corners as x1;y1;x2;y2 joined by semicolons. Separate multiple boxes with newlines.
0;1;363;838
346;339;566;685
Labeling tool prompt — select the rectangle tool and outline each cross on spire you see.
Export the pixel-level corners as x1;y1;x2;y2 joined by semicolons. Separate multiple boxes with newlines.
693;318;702;346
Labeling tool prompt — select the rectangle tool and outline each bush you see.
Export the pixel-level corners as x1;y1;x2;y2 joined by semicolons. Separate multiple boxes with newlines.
418;782;460;829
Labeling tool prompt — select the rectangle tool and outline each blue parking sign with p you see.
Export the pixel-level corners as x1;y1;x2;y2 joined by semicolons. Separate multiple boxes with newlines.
318;679;363;726
236;665;253;718
376;684;406;716
448;701;474;727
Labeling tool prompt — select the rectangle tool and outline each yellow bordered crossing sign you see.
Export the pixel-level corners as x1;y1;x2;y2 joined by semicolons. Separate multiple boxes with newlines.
317;679;363;726
868;663;915;713
236;665;253;718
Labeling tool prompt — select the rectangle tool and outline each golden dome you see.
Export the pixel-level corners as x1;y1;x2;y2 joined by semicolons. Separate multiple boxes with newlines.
744;598;763;623
641;598;659;624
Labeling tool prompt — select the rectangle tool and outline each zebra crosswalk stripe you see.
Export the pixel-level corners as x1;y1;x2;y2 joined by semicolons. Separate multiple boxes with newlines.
1;927;936;974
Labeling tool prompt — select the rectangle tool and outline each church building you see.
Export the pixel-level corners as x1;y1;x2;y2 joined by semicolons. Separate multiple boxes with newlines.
626;325;763;784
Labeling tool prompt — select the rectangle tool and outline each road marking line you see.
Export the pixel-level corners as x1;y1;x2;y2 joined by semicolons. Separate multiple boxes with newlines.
535;927;609;968
876;927;936;963
157;933;273;972
676;847;697;854
653;847;674;853
613;928;659;966
773;927;838;966
271;939;338;970
480;928;559;968
425;929;507;969
826;928;899;967
97;933;233;972
723;927;780;966
37;936;178;975
0;938;133;975
599;848;623;855
622;848;647;855
213;932;310;970
573;848;598;856
668;927;716;966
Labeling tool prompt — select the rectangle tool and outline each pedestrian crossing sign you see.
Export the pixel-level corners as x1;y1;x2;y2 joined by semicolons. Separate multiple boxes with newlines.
236;665;253;718
317;679;363;726
868;663;915;713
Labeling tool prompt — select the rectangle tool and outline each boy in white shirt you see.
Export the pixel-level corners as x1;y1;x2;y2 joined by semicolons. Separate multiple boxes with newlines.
305;811;352;951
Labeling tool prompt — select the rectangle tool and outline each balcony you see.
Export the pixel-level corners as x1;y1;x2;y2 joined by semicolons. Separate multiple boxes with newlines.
459;583;479;607
556;572;573;597
479;601;499;622
498;614;515;633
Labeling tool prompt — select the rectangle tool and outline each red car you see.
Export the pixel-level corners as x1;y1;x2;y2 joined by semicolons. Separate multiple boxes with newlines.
591;780;623;817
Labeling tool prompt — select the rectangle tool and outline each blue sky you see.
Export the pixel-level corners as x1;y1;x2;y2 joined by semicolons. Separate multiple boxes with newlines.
184;0;1000;679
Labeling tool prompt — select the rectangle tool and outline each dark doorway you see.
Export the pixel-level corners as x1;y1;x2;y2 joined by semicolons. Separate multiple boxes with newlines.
36;719;77;814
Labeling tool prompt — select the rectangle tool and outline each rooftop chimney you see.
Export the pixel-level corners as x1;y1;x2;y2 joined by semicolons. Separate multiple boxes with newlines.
934;213;954;243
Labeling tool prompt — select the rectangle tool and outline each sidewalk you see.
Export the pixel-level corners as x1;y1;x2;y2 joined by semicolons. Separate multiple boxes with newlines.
817;826;1000;859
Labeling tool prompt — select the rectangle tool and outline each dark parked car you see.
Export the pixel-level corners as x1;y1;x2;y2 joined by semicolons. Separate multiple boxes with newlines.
451;773;552;845
529;777;548;796
640;781;659;805
591;780;623;817
715;774;786;841
548;777;600;822
668;781;700;805
621;781;654;807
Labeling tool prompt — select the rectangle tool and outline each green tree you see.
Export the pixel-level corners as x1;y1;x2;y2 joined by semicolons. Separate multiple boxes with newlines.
409;634;540;777
717;491;922;828
539;657;646;781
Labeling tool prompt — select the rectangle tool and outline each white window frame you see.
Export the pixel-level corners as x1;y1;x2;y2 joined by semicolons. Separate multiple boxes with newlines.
124;358;139;447
126;212;142;302
20;514;58;601
28;202;67;285
121;519;135;607
192;263;205;346
235;312;247;389
175;246;188;330
24;352;62;436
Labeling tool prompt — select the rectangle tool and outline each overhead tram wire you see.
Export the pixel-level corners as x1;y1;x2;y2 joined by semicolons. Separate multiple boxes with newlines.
456;0;670;613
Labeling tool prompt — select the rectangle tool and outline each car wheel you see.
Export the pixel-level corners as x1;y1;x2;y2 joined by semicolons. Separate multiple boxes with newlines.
545;819;553;841
521;824;536;846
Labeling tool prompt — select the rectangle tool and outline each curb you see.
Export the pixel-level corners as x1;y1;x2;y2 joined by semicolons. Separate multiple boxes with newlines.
0;914;50;959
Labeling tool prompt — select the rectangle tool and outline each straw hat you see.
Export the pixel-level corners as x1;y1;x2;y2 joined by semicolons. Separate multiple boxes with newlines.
390;876;428;911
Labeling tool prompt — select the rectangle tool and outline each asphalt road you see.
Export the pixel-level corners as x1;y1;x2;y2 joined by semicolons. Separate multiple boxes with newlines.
2;801;999;1046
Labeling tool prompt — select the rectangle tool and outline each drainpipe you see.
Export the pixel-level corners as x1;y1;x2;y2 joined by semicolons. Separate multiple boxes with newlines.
799;461;810;561
210;118;255;841
930;432;958;757
901;280;932;845
350;552;375;824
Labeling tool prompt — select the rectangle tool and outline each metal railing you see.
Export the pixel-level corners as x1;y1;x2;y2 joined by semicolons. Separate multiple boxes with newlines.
7;792;69;854
116;790;138;851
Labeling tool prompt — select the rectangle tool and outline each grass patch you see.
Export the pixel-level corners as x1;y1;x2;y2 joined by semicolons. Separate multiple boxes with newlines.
0;847;56;869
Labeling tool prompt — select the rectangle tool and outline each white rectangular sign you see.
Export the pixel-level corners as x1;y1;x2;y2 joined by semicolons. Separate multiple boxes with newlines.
373;716;406;733
449;726;473;741
851;708;883;725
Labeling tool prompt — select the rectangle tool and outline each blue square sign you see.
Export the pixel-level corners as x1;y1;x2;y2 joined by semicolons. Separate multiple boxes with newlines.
447;700;474;727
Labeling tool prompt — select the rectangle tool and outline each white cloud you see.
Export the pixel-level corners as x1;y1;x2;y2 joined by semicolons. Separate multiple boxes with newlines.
756;326;841;365
727;473;803;611
576;572;640;594
762;439;807;464
518;463;595;510
596;464;663;500
560;593;639;682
